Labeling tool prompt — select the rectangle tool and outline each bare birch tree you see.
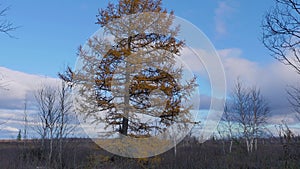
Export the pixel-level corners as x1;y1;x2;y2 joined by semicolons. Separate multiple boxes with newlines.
229;79;270;153
35;85;59;164
57;81;75;169
217;105;235;153
34;82;75;168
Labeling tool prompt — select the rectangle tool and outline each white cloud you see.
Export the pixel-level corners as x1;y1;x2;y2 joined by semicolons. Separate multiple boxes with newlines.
182;47;300;135
214;1;234;36
218;48;300;132
2;126;19;132
0;67;60;109
218;48;299;99
219;48;259;86
0;67;64;139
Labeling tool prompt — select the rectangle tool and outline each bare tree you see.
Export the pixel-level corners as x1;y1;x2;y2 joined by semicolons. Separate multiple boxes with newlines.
262;0;300;140
262;0;300;74
34;82;75;168
287;85;300;119
57;81;75;169
35;85;59;164
249;87;270;151
275;121;296;168
23;100;28;140
217;105;235;153
229;79;270;153
0;4;17;37
230;80;252;152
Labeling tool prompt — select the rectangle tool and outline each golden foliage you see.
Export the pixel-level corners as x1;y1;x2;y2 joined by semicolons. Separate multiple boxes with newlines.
60;0;197;139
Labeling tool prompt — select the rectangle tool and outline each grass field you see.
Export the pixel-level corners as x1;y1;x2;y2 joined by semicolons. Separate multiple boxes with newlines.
0;136;299;169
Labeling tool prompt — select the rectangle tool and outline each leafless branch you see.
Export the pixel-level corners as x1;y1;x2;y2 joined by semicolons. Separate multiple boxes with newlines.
287;85;300;120
0;4;18;38
262;0;300;74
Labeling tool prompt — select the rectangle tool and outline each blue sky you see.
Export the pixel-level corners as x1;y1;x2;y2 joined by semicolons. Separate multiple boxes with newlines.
0;0;274;77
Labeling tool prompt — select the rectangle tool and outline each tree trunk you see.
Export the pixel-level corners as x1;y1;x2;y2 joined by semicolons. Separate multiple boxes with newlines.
49;131;53;166
59;119;63;169
121;69;129;135
255;138;257;151
229;140;233;153
250;138;253;153
222;140;225;154
245;139;250;153
121;36;132;136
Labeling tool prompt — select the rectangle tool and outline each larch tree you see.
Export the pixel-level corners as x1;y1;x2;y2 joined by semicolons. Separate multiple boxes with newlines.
60;0;197;138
